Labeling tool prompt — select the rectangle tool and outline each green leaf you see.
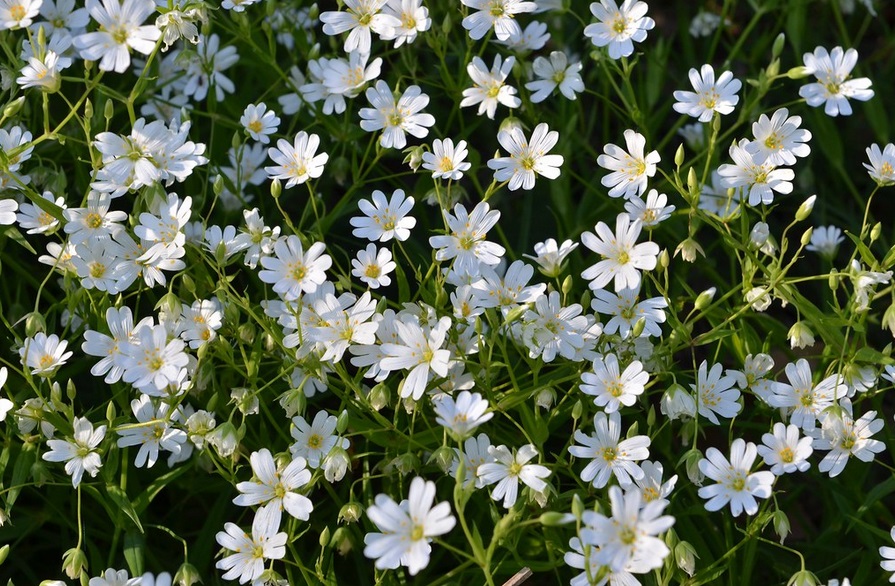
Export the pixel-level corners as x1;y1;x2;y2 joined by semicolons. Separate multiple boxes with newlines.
7;443;35;509
132;465;191;516
104;484;143;533
123;531;145;576
2;227;36;255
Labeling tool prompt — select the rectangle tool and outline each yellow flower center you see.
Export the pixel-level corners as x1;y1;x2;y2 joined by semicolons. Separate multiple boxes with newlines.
779;447;794;463
364;264;381;278
9;4;25;21
612;15;627;35
307;433;322;449
248;120;263;133
89;262;106;278
85;212;103;229
601;447;617;462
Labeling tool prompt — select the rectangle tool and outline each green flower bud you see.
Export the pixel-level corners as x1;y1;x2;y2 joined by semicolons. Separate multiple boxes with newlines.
674;541;698;576
786;66;811;79
3;97;25;119
773;509;790;543
800;226;814;246
25;312;46;337
428;445;454;473
674;144;685;167
871;221;882;243
318;526;331;548
539;511;573;526
0;544;8;565
339;502;364;524
61;547;88;580
795;194;816;221
787;570;819;586
270;177;282;199
694;287;717;311
772;32;786;58
368;383;390;411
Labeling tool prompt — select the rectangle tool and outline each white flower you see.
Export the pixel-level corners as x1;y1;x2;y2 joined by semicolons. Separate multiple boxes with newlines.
350;188;416;242
460;55;520;120
289;410;349;468
689;10;723;37
580;353;648;412
429;202;505;276
116;394;187;468
583;0;655;60
241;103;280;144
767;359;846;431
19;332;72;375
73;0;160;73
363;477;456;575
16;191;66;234
478;444;550;508
806;225;844;259
526;51;584;102
351;243;396;289
422;138;471;181
319;0;399;55
619;460;677;504
757;423;813;475
697;438;774;516
433;391;493;438
864;143;895;186
520;292;590;362
16;50;62;91
42;416;106;487
583;486;674;574
745;108;812;166
580;213;660;292
800;46;873;117
691;360;741;425
233;448;313;529
624;188;675;227
460;0;536;40
591;285;667;338
258;237;331;301
597;129;659;199
450;433;494;488
569;411;650;488
215;514;287;585
879;527;895;582
63;191;127;244
359;80;435;149
0;199;17;225
0;0;41;29
810;405;885;477
265;132;328;188
380;316;452;400
672;64;741;122
523;238;578;278
121;324;189;391
495;19;550;51
177;299;223;349
380;0;430;47
717;138;794;206
88;568;141;586
487;122;564;191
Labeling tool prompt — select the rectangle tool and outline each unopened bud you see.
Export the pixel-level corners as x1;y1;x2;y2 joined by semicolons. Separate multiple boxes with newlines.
682;448;704;485
318;526;331;548
0;544;8;565
772;33;786;58
403;145;425;171
694;287;717;311
658;249;669;269
213;174;224;196
571;399;583;421
369;383;390;411
270;177;282;199
571;493;585;520
24;312;46;337
750;222;770;248
539;511;574;526
3;97;25;118
788;321;815;349
428;446;455;473
801;227;814;246
61;547;88;580
795;194;816;221
786;66;811;79
674;541;698;577
535;387;555;409
339;502;363;524
103;98;114;123
773;509;790;543
631;317;646;338
83;99;93;120
674;144;684;167
871;222;882;243
787;570;819;586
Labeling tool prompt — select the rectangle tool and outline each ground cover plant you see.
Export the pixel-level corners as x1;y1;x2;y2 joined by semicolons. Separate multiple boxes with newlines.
1;0;895;584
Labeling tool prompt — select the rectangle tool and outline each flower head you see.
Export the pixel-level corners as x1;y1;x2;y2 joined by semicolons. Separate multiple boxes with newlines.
264;132;328;188
672;64;741;122
363;477;456;575
580;213;659;292
487;122;564;191
800;46;873;117
597;129;659;199
697;438;774;516
584;0;655;59
42;416;107;486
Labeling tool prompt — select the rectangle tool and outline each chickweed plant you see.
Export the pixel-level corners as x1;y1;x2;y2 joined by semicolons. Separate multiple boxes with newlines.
1;0;895;585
